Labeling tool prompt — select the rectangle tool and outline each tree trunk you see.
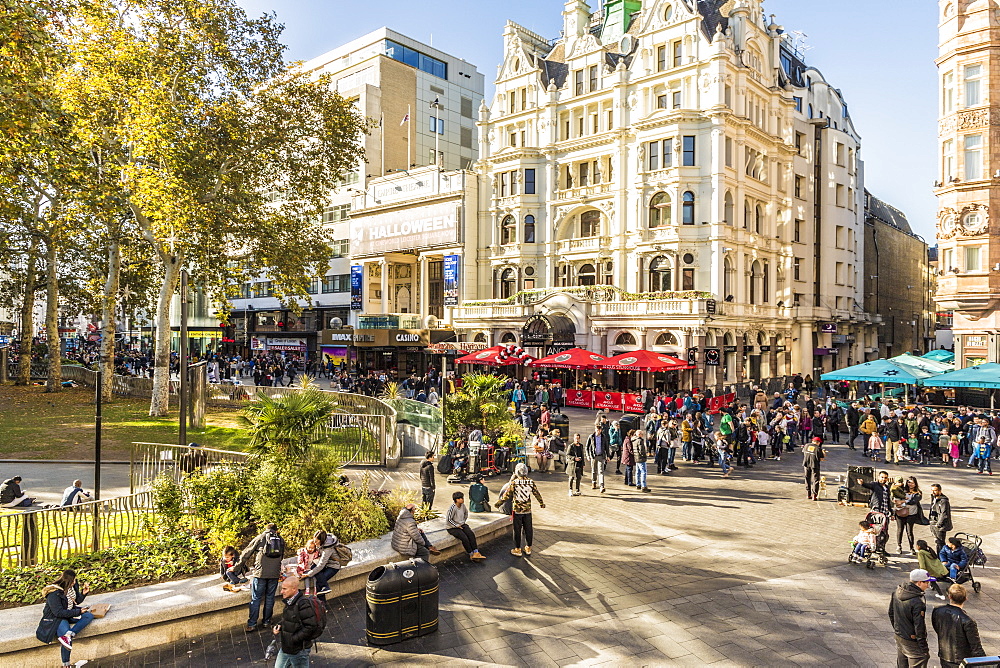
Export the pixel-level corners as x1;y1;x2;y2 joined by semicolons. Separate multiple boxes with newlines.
44;239;61;393
100;241;121;402
149;257;181;417
15;239;37;386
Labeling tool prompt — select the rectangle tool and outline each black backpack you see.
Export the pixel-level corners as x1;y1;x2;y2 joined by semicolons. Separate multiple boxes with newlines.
263;532;285;559
303;594;327;641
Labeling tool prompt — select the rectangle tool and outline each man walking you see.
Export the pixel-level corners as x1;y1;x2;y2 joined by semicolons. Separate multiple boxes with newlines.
236;523;285;632
445;492;486;561
272;576;323;667
419;451;436;508
586;427;608;493
928;484;953;554
888;569;933;668
931;583;986;668
803;436;825;501
566;433;585;497
846;402;861;450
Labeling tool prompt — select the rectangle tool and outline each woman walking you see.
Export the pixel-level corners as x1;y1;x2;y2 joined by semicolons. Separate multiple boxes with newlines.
36;569;94;668
499;463;545;556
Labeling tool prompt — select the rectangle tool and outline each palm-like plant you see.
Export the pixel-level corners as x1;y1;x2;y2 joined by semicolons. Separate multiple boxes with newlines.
240;385;337;460
443;373;513;437
379;381;403;402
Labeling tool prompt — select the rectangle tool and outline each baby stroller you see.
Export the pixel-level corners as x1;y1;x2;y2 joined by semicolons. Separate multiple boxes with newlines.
849;510;890;569
953;532;986;593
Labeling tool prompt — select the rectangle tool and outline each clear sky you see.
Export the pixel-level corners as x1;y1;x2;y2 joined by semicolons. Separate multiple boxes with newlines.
236;0;939;241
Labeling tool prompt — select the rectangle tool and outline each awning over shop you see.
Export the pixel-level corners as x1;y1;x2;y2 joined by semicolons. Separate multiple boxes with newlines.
922;362;1000;388
528;347;608;370
889;353;953;375
595;350;693;372
820;359;940;385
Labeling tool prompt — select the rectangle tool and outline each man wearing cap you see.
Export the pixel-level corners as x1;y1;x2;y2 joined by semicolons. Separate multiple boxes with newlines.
802;436;825;501
888;569;933;668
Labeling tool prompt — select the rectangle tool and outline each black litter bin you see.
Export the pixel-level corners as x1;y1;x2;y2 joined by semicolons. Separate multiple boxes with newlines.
366;558;439;645
617;413;641;435
549;413;570;440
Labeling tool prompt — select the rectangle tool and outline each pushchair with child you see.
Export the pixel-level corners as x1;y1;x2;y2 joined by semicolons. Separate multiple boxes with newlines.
849;510;889;569
952;532;987;593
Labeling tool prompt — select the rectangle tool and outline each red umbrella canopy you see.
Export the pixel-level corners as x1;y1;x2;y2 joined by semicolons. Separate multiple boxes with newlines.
529;347;608;370
455;345;533;366
596;350;693;372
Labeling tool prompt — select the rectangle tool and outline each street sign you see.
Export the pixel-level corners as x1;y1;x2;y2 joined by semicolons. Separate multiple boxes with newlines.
0;335;8;348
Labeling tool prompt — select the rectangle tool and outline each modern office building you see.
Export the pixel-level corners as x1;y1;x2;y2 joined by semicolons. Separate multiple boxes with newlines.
934;0;1000;367
453;0;878;390
227;28;484;363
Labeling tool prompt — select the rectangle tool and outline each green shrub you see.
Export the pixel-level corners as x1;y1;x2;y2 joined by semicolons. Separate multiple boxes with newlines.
329;494;390;543
150;473;183;531
0;532;208;606
183;462;254;527
250;453;348;528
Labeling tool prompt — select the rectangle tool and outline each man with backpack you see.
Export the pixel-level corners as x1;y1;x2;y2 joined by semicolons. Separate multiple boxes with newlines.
235;523;285;633
271;576;325;667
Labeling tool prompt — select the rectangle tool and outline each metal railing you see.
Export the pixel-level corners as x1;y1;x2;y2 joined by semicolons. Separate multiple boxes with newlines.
0;492;153;568
63;365;400;467
391;398;443;433
129;442;249;493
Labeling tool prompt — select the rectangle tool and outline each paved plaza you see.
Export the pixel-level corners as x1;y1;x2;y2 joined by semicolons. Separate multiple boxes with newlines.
100;414;1000;668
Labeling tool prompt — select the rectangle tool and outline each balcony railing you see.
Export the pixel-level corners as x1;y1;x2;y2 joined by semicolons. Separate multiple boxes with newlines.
593;299;708;317
557;183;612;200
456;304;528;319
556;236;608;254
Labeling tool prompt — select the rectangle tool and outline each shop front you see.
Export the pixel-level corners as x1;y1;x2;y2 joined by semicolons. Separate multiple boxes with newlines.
250;336;309;360
319;329;355;369
353;329;431;376
521;314;577;357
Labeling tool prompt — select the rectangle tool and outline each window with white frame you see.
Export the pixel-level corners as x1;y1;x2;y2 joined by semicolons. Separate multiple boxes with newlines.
964;134;983;180
965;64;983;107
965;246;981;272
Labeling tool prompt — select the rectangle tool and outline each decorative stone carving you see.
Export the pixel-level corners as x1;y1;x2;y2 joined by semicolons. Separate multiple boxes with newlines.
939;204;990;238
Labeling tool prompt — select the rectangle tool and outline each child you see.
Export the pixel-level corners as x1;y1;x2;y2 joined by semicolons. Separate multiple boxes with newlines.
916;426;934;466
297;538;321;577
867;432;882;463
850;520;876;562
756;428;770;462
220;546;247;590
715;432;732;478
940;431;952;465
948;435;961;468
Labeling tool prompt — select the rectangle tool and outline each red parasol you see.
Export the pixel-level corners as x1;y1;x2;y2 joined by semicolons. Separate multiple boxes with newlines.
455;345;533;366
529;347;608;370
595;350;694;372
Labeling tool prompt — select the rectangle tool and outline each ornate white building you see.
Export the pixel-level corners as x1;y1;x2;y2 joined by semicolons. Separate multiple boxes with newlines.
452;0;878;389
934;0;1000;368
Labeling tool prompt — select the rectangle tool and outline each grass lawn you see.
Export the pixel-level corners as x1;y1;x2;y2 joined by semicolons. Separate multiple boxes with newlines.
0;384;249;460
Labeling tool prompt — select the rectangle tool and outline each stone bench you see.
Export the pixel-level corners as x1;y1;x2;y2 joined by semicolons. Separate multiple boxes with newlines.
0;513;511;667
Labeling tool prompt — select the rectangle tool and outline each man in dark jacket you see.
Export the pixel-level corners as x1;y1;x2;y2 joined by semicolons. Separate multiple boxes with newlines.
803;437;825;501
419;451;436;507
932;583;986;668
826;405;844;443
272;576;322;666
846;402;861;450
860;470;892;515
884;416;904;464
888;569;932;667
235;523;285;632
928;484;953;554
0;476;33;508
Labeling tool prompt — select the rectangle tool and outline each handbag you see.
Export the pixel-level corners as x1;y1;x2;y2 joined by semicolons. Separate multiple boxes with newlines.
35;616;59;644
894;503;911;518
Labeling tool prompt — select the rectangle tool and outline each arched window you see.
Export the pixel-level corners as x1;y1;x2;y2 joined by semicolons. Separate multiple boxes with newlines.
473;332;487;343
654;332;678;346
499;268;517;299
649;192;671;228
750;261;762;304
523;215;536;243
649;256;672;292
681;191;695;225
615;332;637;346
755;204;764;234
744;200;751;229
500;332;517;343
580;210;600;237
500;215;516;245
724;256;735;301
577;263;596;286
724;191;734;225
